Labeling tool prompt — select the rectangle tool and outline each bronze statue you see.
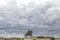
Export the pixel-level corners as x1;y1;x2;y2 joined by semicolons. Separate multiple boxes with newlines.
24;29;33;38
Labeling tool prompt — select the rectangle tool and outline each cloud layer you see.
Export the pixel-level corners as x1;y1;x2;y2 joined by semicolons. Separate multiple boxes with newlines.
0;0;60;37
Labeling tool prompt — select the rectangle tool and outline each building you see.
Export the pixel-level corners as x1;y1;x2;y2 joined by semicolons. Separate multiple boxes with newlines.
55;38;60;40
0;37;5;40
5;38;16;40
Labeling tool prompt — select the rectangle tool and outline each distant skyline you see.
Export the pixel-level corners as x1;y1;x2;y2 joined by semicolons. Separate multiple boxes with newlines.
0;0;60;38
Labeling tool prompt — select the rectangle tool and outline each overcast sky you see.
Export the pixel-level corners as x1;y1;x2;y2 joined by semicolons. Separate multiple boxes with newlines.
0;0;60;38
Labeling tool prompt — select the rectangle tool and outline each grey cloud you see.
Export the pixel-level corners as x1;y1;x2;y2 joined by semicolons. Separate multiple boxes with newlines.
0;0;60;37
